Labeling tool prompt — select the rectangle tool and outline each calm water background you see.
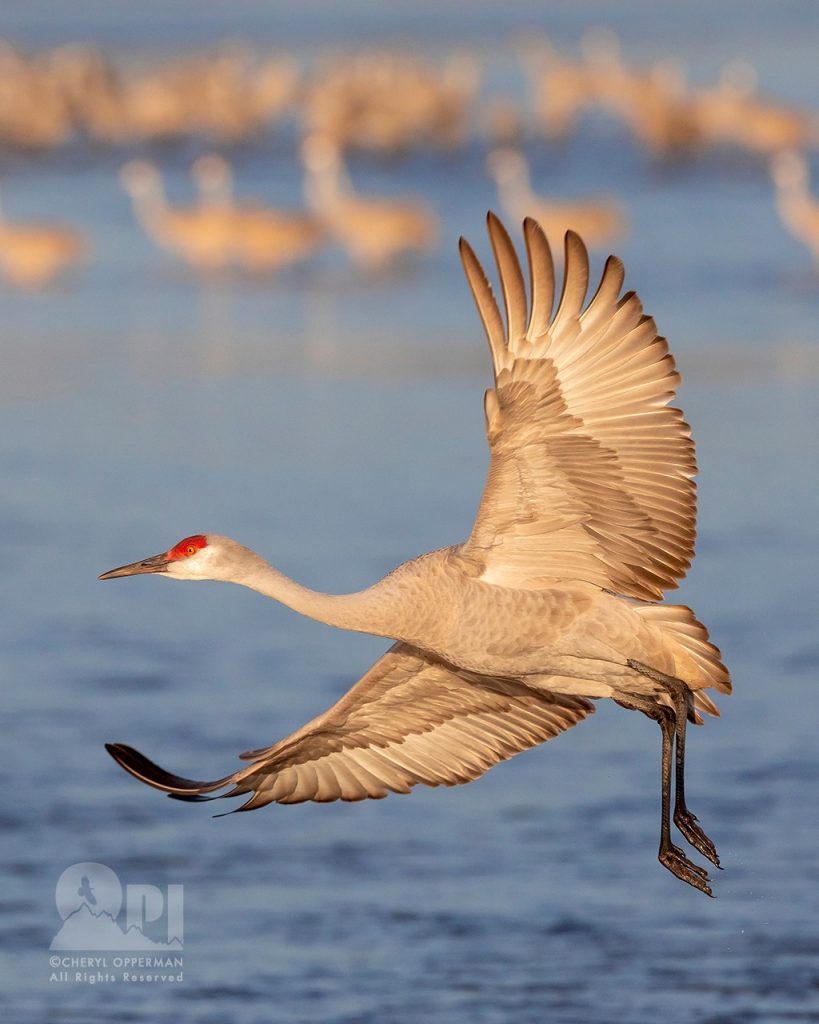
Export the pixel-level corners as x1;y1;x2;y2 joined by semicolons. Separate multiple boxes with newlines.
2;2;819;1022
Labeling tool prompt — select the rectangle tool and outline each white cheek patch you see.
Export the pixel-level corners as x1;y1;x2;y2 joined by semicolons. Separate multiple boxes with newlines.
168;546;220;580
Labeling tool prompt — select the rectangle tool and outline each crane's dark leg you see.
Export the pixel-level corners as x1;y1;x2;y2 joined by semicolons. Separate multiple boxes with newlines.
627;660;721;869
665;678;721;868
614;692;712;896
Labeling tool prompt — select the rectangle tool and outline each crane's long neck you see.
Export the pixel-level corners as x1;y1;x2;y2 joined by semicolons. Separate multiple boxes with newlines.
304;153;352;215
131;180;171;239
775;172;812;237
229;552;403;638
196;169;234;209
495;159;535;216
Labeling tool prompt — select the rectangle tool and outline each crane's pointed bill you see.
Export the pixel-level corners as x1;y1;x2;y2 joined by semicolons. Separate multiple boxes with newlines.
99;552;171;580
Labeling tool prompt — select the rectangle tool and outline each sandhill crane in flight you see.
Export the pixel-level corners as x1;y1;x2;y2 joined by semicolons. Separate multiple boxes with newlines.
101;213;730;895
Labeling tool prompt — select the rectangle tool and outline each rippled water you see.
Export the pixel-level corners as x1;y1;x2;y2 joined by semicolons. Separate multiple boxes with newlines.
2;3;819;1022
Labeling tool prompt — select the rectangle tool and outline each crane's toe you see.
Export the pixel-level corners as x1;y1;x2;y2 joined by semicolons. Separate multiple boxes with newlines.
674;810;721;869
659;842;713;897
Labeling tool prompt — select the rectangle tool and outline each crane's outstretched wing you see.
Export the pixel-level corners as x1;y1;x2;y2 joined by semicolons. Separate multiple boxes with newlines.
106;643;593;811
454;213;696;601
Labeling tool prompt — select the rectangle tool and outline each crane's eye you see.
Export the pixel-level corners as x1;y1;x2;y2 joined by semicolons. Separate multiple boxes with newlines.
170;535;208;560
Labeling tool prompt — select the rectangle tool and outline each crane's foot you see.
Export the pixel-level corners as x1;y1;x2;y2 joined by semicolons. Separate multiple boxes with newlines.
674;809;721;869
659;841;713;897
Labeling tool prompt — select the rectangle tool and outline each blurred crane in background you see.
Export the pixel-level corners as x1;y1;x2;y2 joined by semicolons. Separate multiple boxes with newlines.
0;180;87;287
487;147;625;248
301;133;439;269
191;153;323;274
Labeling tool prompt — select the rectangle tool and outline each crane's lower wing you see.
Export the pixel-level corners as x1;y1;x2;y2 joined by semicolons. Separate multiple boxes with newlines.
106;643;593;811
455;214;696;601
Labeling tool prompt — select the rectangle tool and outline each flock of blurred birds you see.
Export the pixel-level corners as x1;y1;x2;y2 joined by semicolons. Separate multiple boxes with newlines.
0;30;818;287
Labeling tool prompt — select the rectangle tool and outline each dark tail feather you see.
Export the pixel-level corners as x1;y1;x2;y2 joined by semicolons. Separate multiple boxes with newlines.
105;743;233;796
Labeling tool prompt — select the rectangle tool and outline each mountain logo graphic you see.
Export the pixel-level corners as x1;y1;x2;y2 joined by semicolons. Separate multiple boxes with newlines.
50;862;183;951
